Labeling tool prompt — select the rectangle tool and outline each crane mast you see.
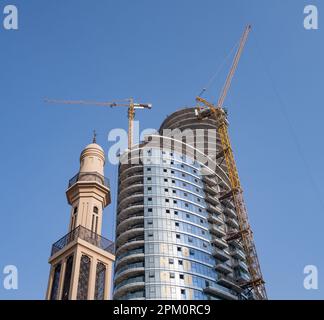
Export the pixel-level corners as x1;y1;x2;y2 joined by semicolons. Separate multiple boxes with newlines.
196;25;267;299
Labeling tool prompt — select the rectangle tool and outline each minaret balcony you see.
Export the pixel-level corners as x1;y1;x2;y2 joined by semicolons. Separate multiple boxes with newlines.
50;225;115;257
68;172;110;189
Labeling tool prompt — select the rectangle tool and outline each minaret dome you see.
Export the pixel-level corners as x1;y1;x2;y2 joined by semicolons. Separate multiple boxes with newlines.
79;142;105;176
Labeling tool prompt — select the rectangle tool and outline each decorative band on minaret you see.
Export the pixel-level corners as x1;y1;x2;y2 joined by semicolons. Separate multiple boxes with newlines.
46;139;115;300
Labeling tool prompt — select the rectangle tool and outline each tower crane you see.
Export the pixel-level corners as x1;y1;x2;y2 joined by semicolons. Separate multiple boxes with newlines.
45;97;152;150
195;25;267;300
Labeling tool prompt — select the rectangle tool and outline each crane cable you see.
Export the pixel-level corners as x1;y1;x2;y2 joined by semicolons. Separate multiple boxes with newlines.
198;39;241;99
253;32;324;212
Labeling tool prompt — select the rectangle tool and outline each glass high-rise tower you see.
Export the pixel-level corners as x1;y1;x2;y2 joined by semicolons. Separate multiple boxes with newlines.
113;108;260;300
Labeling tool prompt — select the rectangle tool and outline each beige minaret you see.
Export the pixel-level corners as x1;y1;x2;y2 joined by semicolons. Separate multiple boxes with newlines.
46;135;115;300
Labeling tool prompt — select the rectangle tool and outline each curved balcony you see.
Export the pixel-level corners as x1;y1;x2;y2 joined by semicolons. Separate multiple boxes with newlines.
115;261;145;277
202;175;218;187
114;276;145;299
226;217;240;229
212;248;230;262
215;262;232;274
207;204;222;216
205;194;220;206
204;184;219;196
115;289;145;300
224;207;237;219
116;246;144;261
233;260;249;273
115;265;145;285
212;237;228;249
119;174;144;188
116;237;144;256
208;214;223;226
222;199;236;210
209;225;226;238
217;275;243;293
117;216;145;236
236;271;251;283
118;184;143;203
116;223;144;239
117;205;144;222
203;285;238;301
117;194;144;212
116;228;144;247
117;210;144;225
229;239;244;251
119;165;143;180
115;250;145;269
114;276;145;291
230;248;246;261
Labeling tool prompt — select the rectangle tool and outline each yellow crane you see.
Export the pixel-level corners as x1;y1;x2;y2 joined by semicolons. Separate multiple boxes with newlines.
45;97;152;149
195;25;267;300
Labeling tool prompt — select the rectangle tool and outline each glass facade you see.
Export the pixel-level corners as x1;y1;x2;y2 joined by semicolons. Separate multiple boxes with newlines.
114;108;254;300
144;148;232;300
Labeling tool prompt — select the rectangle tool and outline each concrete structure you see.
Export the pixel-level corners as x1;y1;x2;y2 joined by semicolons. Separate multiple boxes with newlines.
46;139;115;300
114;108;254;300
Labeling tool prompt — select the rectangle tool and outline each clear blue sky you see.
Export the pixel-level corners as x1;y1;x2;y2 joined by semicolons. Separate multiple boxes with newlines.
0;0;323;300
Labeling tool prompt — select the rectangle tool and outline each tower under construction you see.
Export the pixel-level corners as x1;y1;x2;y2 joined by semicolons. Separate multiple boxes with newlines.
113;24;266;300
113;106;266;300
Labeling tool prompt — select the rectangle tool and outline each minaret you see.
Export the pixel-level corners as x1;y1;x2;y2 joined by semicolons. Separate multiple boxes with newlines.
46;136;115;300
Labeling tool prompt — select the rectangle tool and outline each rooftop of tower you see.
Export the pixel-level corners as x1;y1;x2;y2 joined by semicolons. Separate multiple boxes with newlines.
159;106;218;134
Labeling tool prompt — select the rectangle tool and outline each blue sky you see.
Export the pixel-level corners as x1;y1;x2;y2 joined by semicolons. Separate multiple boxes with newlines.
0;0;323;300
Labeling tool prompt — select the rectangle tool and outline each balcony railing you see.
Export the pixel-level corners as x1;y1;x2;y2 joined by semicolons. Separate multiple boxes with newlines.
115;289;145;300
51;225;115;256
115;262;145;277
116;247;144;262
68;172;110;188
115;275;145;291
